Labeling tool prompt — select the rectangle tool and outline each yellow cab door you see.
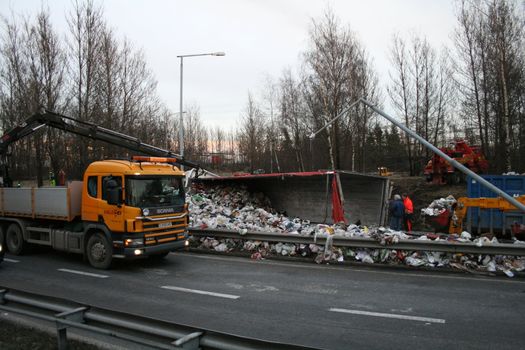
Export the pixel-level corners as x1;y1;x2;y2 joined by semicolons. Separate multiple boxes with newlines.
100;175;125;233
82;174;101;221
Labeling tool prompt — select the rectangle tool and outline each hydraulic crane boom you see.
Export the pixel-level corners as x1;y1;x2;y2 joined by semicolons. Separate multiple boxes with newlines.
449;195;525;234
0;110;201;185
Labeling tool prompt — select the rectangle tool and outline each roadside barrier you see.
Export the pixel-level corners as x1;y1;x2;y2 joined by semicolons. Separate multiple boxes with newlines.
0;288;318;350
189;228;525;256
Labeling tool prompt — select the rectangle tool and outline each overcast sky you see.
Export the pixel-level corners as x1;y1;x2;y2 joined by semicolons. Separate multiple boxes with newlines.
1;0;458;129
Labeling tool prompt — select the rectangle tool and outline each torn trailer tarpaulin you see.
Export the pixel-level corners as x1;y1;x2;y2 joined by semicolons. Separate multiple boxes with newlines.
331;174;346;224
192;170;391;226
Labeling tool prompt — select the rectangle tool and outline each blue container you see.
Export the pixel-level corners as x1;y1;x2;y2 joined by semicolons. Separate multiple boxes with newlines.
467;175;525;234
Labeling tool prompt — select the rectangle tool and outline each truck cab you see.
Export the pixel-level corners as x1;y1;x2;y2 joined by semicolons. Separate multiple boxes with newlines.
81;158;189;268
0;157;190;269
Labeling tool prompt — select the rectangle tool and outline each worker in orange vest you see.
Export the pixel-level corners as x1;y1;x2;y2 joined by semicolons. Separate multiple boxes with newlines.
402;193;414;232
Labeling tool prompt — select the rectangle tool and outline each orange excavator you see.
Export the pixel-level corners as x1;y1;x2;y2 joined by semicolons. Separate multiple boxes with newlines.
424;140;489;185
426;195;525;239
448;195;525;235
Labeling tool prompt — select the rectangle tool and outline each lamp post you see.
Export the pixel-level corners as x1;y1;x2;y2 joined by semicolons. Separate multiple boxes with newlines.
177;52;225;165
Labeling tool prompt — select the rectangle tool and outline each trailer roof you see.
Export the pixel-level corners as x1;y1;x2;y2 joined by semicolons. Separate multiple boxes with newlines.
198;170;384;181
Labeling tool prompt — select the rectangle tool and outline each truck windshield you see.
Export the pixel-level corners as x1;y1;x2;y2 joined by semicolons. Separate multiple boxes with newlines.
125;176;185;208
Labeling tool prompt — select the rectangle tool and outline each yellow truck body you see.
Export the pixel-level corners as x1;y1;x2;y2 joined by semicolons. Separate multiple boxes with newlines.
0;158;189;269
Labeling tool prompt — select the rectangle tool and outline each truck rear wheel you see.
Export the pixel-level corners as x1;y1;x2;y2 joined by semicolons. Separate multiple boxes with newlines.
6;223;26;255
86;232;112;269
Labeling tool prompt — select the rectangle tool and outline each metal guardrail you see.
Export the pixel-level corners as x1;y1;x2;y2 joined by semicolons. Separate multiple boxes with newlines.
189;228;525;256
0;288;318;350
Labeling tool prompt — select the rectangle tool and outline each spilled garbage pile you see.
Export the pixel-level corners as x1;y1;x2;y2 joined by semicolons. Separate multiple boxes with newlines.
190;184;315;234
189;185;525;277
420;195;457;217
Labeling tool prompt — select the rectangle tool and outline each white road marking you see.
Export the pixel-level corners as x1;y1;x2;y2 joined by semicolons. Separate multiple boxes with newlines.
181;253;525;284
225;282;279;292
58;268;109;278
161;286;240;299
3;258;20;263
329;308;446;324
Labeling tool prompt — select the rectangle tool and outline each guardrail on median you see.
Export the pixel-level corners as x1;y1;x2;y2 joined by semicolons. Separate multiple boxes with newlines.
0;288;318;350
189;228;525;256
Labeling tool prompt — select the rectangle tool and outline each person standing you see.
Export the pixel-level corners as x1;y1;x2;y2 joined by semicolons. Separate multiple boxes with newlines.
402;193;414;232
389;194;404;231
58;169;66;186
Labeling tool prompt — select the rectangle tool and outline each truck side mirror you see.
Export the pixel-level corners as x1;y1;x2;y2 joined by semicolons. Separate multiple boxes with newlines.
104;178;122;206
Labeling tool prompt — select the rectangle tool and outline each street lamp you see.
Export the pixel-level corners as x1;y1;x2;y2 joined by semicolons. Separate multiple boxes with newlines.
177;51;225;165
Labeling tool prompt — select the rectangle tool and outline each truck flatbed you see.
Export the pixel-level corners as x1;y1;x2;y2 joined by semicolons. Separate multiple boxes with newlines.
0;182;82;221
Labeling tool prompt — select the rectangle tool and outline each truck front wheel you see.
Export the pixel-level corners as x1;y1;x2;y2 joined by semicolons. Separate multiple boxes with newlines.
86;232;112;269
6;223;26;255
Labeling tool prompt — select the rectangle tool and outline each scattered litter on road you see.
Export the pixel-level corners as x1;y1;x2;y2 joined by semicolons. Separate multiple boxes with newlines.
189;185;525;277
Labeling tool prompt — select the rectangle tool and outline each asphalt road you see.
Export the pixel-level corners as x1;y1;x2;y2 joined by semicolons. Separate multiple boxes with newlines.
0;250;524;350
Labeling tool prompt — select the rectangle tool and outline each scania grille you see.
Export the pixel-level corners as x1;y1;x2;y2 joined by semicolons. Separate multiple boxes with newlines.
142;217;187;245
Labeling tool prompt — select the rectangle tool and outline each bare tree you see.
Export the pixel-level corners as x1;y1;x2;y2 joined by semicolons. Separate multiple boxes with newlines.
455;0;490;158
0;8;67;184
0;1;178;182
238;93;266;172
454;0;525;172
279;68;307;171
349;48;380;172
303;10;353;169
0;15;33;182
302;9;378;171
24;10;67;184
182;104;207;161
211;125;225;154
66;0;104;172
33;11;67;182
388;34;414;174
388;33;454;175
260;74;279;172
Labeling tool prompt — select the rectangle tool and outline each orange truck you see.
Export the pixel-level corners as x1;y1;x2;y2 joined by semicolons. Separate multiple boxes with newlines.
0;111;199;268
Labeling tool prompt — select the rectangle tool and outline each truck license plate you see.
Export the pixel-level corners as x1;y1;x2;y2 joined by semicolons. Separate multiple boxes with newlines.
158;222;172;228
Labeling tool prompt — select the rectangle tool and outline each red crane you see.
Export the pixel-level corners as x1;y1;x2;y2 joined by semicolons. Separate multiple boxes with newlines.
423;140;489;185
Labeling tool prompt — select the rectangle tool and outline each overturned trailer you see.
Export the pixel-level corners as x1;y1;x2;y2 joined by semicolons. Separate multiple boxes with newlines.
192;170;391;226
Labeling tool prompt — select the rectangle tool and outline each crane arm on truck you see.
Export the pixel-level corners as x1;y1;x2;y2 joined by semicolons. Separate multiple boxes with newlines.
0;110;202;269
449;195;525;234
0;110;202;184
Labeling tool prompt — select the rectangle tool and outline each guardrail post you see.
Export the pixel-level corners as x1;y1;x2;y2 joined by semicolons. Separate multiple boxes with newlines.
55;307;88;350
172;331;203;350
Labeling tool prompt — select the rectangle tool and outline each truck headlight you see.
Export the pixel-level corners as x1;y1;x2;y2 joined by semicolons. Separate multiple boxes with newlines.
125;238;144;247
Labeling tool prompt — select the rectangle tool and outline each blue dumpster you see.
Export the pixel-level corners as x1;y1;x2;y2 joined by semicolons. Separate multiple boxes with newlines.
467;175;525;234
